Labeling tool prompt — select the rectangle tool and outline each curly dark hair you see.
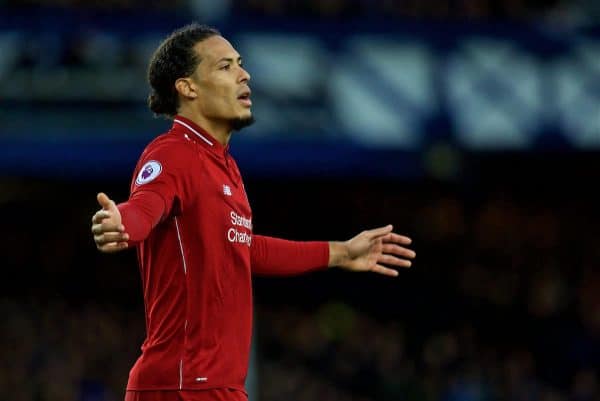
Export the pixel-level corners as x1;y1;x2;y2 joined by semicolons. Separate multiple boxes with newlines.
147;23;220;117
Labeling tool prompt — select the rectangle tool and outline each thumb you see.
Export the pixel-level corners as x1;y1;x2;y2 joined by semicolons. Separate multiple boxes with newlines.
97;192;116;211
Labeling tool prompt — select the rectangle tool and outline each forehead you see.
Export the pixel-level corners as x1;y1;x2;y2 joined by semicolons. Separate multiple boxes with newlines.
194;35;239;64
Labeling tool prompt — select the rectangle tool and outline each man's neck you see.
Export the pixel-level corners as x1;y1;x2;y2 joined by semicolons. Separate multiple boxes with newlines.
177;110;231;146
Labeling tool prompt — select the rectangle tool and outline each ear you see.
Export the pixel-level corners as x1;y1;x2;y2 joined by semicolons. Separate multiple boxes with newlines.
175;78;198;100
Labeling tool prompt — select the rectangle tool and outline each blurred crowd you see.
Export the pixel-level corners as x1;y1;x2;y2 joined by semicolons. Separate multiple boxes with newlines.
252;177;599;401
235;0;572;21
257;302;598;401
3;0;598;22
0;299;143;401
0;173;597;401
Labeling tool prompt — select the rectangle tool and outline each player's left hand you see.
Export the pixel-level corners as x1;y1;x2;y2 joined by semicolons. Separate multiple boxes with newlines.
329;225;415;277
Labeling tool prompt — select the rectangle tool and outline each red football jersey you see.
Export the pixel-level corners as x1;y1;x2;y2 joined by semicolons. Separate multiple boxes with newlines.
120;116;328;393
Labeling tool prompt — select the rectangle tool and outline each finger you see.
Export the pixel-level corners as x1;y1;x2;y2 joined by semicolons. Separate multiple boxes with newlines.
382;244;416;259
97;242;129;253
92;210;112;224
381;232;412;245
365;224;393;239
378;254;412;268
91;221;125;235
371;264;399;277
97;192;116;211
94;232;129;244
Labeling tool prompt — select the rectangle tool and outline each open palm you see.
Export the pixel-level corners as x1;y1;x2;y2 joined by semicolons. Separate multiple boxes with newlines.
340;225;415;277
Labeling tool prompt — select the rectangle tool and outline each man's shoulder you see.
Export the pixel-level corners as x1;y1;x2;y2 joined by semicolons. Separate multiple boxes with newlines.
146;129;188;149
141;130;195;159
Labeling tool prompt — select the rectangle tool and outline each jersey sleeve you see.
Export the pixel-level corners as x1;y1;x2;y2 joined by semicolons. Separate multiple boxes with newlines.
118;190;165;245
130;138;194;219
250;235;329;276
118;138;194;245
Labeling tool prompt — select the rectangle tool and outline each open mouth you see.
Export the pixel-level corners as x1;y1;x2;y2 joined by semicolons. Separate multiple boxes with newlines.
237;91;252;107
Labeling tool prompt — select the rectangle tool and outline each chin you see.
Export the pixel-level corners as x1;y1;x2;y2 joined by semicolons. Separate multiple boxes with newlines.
230;114;255;131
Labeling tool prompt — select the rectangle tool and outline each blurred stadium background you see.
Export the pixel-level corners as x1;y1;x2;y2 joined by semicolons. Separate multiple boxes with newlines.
1;0;599;400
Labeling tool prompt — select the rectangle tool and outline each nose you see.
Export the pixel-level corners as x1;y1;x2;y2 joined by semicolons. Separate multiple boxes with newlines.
239;66;251;83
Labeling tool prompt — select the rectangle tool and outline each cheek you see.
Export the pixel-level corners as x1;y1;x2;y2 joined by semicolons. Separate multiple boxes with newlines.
198;86;228;111
208;84;234;108
196;75;238;115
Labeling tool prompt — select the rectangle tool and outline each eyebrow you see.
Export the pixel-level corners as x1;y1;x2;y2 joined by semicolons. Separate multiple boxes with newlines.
215;56;243;65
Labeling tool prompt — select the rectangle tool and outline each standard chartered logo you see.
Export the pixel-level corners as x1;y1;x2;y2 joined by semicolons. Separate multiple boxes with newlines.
228;211;252;246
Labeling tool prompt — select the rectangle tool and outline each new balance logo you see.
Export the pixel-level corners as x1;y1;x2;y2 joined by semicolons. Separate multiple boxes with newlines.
223;185;232;196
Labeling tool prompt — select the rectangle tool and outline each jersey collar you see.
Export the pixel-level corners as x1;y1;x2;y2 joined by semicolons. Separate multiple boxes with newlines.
171;115;230;156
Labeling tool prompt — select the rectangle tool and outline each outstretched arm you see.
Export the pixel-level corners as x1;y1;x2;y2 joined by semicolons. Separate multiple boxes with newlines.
251;225;415;277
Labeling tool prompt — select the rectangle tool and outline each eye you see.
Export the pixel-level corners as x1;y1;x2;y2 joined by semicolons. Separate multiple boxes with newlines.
219;64;231;71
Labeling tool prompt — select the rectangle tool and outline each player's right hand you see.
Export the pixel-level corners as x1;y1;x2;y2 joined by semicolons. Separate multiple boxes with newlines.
91;192;129;253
